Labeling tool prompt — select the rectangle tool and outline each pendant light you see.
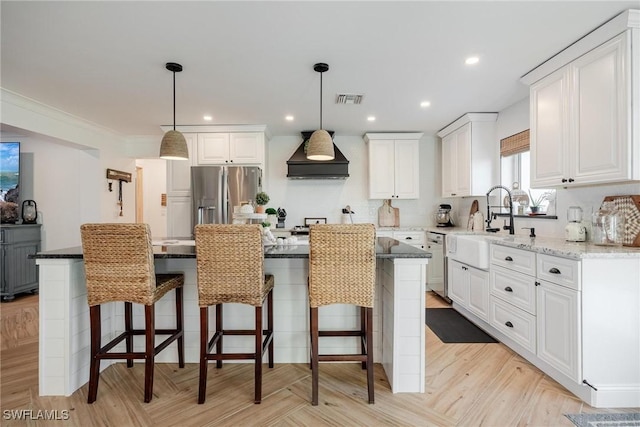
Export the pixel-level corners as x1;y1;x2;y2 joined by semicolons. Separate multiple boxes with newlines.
307;63;335;161
159;62;189;160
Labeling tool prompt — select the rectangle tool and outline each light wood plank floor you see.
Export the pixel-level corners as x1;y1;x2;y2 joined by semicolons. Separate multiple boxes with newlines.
1;293;637;426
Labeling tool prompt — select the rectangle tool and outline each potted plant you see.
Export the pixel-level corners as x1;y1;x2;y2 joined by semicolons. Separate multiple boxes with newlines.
265;207;277;228
255;192;270;213
528;190;551;214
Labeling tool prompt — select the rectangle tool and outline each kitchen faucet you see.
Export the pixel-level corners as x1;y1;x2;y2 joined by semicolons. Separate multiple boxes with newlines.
485;185;515;235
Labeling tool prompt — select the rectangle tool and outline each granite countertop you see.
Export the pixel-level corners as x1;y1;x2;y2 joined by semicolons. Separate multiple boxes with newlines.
491;236;640;259
31;237;431;260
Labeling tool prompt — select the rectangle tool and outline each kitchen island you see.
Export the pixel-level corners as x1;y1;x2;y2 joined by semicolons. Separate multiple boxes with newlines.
32;237;430;397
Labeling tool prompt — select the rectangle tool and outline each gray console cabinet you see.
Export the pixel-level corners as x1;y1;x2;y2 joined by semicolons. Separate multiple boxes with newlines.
1;224;41;301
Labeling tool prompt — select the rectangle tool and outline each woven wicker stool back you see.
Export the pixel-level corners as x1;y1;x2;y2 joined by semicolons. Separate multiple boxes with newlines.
308;224;376;308
81;223;157;306
195;224;266;307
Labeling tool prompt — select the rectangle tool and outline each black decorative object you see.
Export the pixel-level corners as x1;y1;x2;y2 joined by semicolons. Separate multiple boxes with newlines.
21;200;37;224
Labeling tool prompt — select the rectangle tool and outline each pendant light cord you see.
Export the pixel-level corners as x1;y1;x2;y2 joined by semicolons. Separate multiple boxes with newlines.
319;71;323;130
172;70;176;131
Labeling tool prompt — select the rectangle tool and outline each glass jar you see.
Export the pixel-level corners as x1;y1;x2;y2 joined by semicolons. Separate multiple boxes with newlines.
592;201;624;246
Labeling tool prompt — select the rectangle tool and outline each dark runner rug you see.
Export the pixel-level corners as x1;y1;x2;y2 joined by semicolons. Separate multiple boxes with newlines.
565;412;640;427
426;308;498;344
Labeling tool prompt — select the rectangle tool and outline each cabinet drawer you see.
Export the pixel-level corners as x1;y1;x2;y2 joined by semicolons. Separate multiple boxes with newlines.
490;265;536;315
376;230;394;238
489;296;536;353
393;231;425;245
491;245;536;275
537;254;580;290
0;226;41;244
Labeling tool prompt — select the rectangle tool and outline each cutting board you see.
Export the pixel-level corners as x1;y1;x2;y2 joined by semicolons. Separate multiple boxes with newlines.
602;195;640;247
378;199;399;227
467;200;479;230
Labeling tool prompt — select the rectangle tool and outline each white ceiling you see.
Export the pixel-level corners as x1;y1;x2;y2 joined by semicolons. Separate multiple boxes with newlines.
1;1;637;139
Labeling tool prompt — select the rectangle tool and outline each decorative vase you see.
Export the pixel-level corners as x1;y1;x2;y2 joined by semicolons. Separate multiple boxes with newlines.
530;206;540;214
255;205;265;213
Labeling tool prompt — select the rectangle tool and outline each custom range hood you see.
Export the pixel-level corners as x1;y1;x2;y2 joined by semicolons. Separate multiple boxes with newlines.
286;131;349;179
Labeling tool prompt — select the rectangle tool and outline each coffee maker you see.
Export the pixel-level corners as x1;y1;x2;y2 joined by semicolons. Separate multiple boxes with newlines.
565;206;587;242
435;204;454;227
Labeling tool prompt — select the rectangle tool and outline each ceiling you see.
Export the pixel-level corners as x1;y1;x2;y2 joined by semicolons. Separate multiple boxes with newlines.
1;1;637;139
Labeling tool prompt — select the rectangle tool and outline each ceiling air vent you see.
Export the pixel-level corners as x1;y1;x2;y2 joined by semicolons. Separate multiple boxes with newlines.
335;93;363;104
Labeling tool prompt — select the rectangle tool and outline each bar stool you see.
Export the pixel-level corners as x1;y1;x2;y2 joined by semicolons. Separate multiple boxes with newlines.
80;223;184;403
308;223;376;406
194;224;274;404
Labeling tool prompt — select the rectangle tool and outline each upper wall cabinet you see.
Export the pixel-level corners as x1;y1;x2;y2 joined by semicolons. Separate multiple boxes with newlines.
523;11;639;188
364;133;423;199
197;132;265;167
437;113;498;198
163;125;268;196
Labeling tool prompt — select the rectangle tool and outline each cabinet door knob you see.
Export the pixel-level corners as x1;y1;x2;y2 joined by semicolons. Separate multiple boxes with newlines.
505;321;514;328
549;267;561;274
568;178;574;183
505;256;513;261
504;286;513;292
535;281;541;286
561;178;568;183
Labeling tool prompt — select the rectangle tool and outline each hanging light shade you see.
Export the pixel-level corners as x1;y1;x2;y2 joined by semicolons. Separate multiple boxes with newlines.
160;62;189;160
307;63;334;161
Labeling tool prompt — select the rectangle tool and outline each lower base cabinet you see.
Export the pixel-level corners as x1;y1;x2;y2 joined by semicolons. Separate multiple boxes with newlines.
0;224;41;301
482;244;639;408
448;259;489;321
536;279;580;382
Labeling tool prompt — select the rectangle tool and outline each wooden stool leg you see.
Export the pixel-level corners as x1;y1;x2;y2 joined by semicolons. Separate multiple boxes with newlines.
254;305;263;404
125;302;134;368
215;304;223;369
310;307;319;406
360;306;367;370
87;305;101;404
366;307;374;404
267;289;274;368
175;287;185;368
144;305;155;403
198;306;208;404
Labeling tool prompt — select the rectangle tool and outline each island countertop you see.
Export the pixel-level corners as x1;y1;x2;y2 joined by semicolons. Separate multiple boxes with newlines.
31;237;431;260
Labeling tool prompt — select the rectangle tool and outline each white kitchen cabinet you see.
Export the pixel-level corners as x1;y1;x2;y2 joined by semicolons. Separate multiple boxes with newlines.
448;259;489;321
166;134;196;197
437;113;498;197
536;278;580;382
166;196;192;238
392;230;425;250
530;31;639;187
535;254;581;382
196;132;264;166
364;133;423;199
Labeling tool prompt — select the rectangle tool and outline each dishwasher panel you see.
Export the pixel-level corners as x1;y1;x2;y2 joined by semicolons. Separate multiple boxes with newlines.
426;231;450;302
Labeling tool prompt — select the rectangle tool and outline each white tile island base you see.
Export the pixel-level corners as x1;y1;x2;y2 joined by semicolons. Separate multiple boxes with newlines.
36;254;427;397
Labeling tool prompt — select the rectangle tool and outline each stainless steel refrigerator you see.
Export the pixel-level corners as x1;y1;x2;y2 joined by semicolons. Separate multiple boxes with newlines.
191;166;262;231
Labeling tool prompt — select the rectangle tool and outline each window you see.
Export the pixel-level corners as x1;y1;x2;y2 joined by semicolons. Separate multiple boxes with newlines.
500;130;556;216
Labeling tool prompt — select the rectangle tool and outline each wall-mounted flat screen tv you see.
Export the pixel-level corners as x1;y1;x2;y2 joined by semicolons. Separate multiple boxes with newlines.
0;142;20;204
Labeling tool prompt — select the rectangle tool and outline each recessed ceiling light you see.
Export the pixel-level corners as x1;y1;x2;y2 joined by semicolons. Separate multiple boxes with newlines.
285;115;294;121
465;56;480;65
203;115;212;121
367;116;376;122
420;101;431;108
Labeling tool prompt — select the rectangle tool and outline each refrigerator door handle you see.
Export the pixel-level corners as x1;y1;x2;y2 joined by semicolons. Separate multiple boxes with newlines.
221;167;228;224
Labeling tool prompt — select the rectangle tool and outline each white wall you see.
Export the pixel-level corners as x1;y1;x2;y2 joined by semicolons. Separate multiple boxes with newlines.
2;91;138;250
263;134;441;228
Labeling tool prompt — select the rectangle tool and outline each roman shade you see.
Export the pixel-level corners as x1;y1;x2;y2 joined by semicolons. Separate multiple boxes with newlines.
500;129;530;157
